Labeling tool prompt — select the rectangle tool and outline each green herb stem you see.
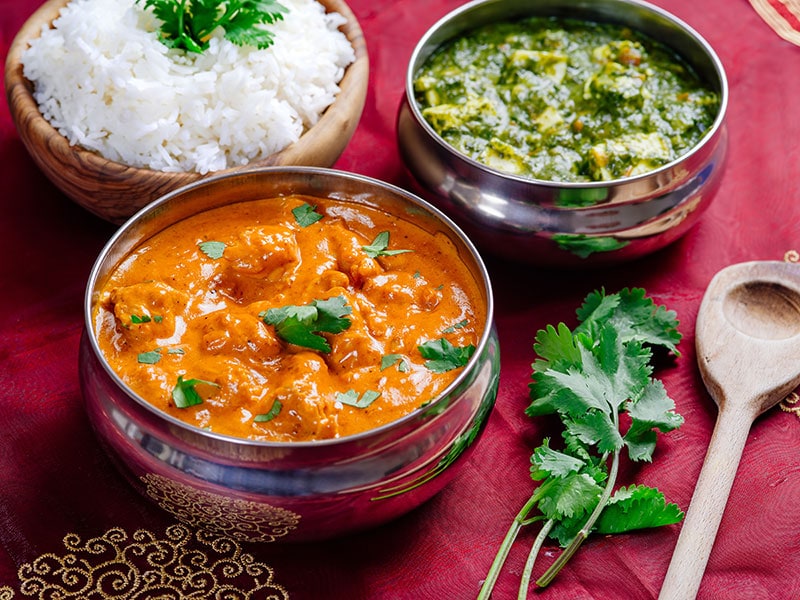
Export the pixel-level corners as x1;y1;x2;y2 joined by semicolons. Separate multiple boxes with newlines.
536;446;621;588
477;493;541;600
517;519;554;600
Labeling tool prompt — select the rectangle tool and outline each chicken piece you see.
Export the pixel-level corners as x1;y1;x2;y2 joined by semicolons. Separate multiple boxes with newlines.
196;309;281;360
223;225;299;276
260;353;340;440
362;272;441;312
326;223;383;287
104;281;188;345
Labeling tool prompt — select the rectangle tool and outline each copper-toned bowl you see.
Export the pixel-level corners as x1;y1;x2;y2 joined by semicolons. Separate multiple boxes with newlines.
5;0;368;224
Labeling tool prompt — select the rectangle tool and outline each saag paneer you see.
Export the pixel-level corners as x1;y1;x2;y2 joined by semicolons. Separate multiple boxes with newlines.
414;17;720;182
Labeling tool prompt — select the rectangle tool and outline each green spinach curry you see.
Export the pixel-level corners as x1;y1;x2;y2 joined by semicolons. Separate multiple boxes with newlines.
414;17;720;182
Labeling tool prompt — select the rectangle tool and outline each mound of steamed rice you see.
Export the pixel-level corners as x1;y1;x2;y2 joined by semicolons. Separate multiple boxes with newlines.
21;0;356;174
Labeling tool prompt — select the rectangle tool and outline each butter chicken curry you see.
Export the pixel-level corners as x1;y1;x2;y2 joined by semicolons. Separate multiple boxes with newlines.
93;196;485;442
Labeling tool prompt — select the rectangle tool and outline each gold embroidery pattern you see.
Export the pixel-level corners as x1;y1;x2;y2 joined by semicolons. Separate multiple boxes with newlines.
785;249;799;263
0;587;15;599
14;525;288;599
780;392;800;419
142;474;301;543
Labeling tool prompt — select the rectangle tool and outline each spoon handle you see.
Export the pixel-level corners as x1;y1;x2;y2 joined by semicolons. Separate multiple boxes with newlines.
658;406;755;600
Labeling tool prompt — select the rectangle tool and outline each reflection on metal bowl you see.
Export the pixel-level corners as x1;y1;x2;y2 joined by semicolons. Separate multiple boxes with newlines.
80;167;500;542
397;0;728;266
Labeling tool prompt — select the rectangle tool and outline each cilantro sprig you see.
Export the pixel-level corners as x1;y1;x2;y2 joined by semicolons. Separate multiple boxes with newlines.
172;375;219;408
418;338;475;373
335;389;380;409
254;399;282;423
259;296;352;353
478;288;684;598
292;203;323;227
138;0;288;54
552;233;629;258
130;313;162;325
198;240;226;259
380;354;409;373
362;231;413;259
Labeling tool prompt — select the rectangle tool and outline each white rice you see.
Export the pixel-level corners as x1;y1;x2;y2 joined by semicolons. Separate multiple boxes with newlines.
21;0;356;174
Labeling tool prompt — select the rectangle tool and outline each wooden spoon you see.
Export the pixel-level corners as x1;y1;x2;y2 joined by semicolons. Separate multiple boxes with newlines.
658;260;800;600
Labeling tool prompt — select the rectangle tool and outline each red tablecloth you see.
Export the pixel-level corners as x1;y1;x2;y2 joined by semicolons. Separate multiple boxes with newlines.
2;1;799;598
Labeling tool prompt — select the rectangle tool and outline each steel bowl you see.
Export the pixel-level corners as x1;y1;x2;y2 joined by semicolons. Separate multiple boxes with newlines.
79;167;500;543
397;0;728;266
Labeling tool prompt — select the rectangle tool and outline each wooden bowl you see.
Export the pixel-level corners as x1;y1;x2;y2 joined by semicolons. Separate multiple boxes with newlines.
4;0;369;224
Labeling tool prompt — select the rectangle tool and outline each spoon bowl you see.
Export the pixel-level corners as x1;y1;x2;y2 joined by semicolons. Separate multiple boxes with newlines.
659;260;800;599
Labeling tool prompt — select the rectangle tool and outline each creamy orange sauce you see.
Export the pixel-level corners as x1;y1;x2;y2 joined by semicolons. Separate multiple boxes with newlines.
93;195;485;442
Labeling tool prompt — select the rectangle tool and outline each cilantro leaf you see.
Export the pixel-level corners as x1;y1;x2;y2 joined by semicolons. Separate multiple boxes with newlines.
576;287;681;355
532;322;583;374
336;389;381;409
623;379;684;461
224;0;288;48
292;202;324;227
138;349;162;364
198;240;226;259
418;338;475;372
259;296;352;352
312;296;353;334
565;409;625;454
138;0;287;54
139;347;184;364
552;233;629;258
362;231;414;258
254;399;282;423
594;485;684;534
442;319;468;333
547;512;592;547
530;440;586;480
381;354;409;372
535;472;604;521
263;308;328;352
172;375;218;409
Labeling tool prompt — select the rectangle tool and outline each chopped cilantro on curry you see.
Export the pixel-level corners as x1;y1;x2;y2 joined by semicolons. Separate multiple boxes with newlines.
414;17;720;183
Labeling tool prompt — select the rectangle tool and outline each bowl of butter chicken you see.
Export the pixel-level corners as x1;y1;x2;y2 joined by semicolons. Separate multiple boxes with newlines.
80;167;500;542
